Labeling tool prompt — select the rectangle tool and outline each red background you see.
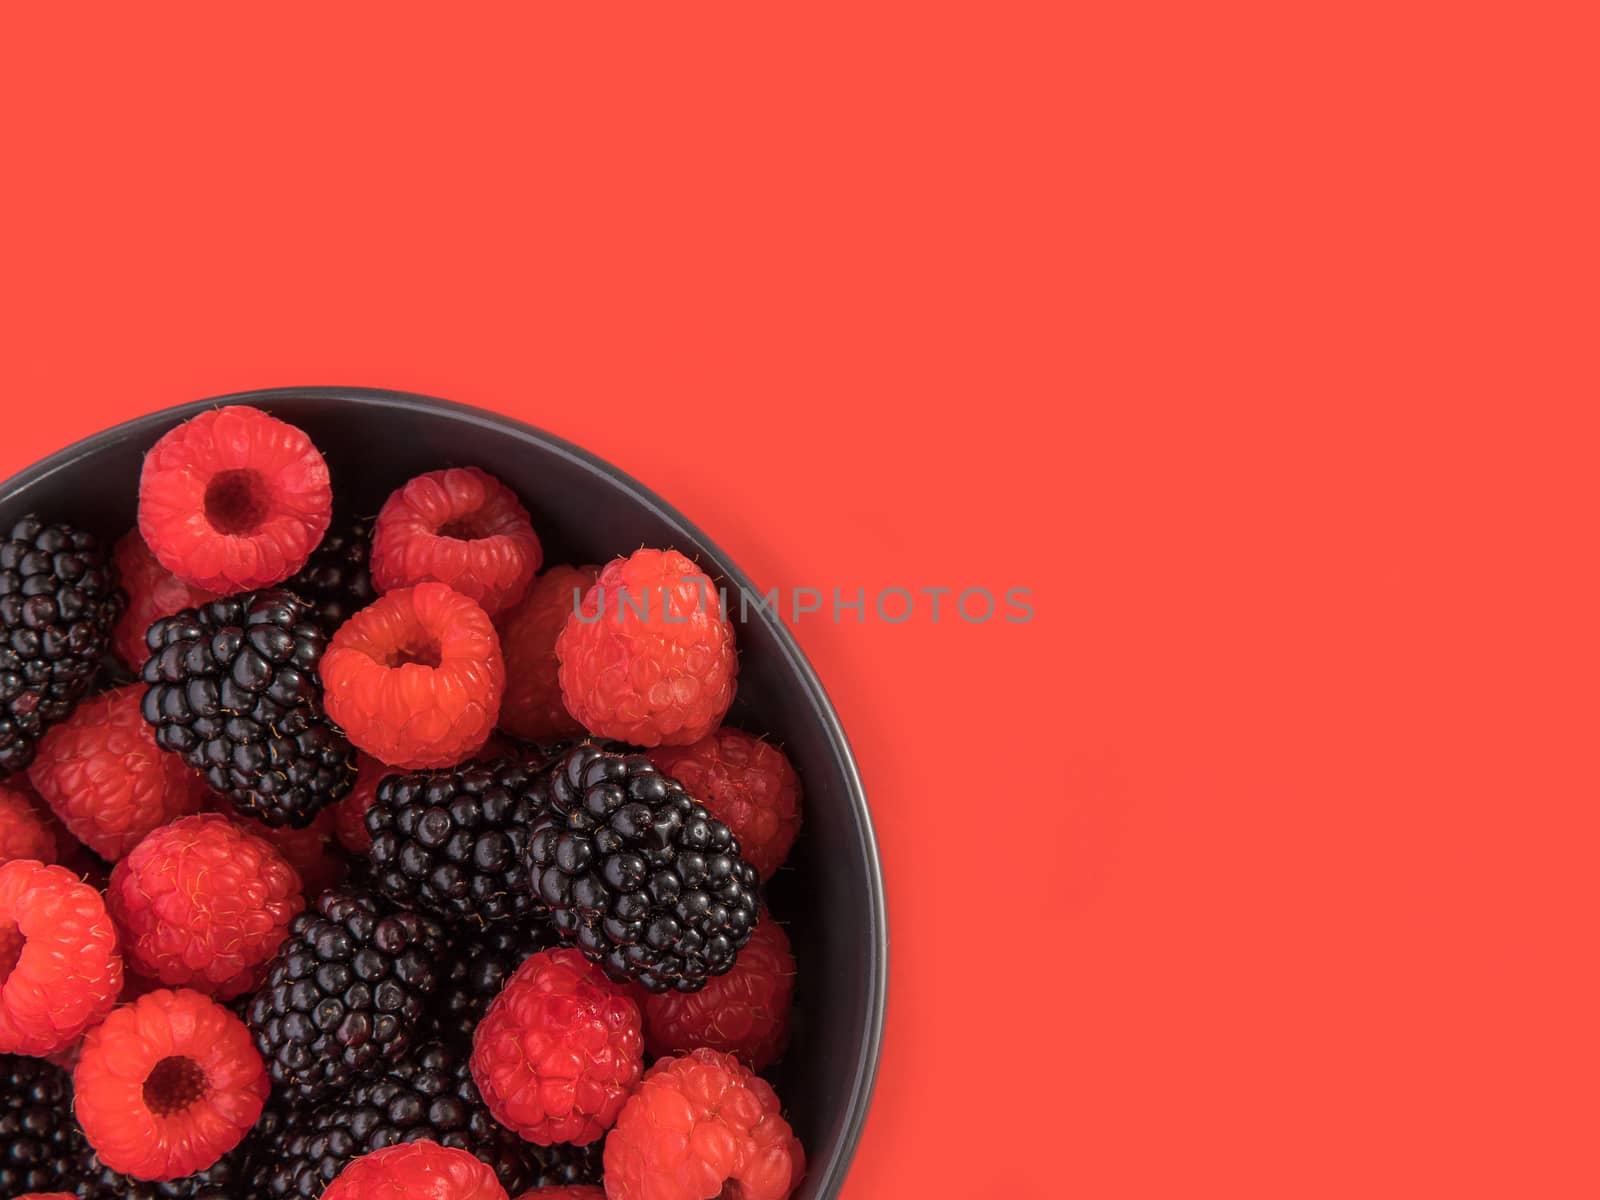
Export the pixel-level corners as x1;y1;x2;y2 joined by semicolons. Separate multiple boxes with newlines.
2;5;1595;1197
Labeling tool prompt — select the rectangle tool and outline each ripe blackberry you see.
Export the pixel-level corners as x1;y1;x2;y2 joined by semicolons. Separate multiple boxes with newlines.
248;884;447;1103
249;1041;552;1199
367;756;554;926
79;1147;245;1200
141;589;357;827
525;744;761;993
285;514;376;629
0;1052;85;1195
432;921;557;1039
0;515;121;776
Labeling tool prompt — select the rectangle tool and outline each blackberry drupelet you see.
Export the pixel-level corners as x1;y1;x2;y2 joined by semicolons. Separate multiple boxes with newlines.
0;515;121;776
248;1041;557;1199
80;1147;244;1200
247;884;447;1103
0;1052;85;1195
432;921;557;1039
285;514;376;628
141;589;357;827
367;757;553;925
525;743;761;993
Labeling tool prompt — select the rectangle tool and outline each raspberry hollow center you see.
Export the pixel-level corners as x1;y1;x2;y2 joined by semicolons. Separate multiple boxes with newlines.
205;468;272;534
439;512;493;540
0;923;22;982
388;639;443;669
143;1055;208;1116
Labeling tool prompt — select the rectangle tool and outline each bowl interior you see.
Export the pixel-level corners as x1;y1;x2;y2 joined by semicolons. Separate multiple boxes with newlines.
0;387;885;1199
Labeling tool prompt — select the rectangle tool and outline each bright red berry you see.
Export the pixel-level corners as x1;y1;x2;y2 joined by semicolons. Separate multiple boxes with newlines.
371;467;542;616
513;1189;603;1200
74;987;267;1180
322;583;506;769
322;1141;508;1200
109;529;218;672
138;405;333;593
647;730;802;880
234;805;350;898
328;752;391;854
642;915;795;1071
495;565;600;741
0;783;57;866
556;549;737;747
28;684;209;860
13;1193;77;1199
0;859;122;1055
470;947;643;1146
107;813;305;999
605;1048;805;1200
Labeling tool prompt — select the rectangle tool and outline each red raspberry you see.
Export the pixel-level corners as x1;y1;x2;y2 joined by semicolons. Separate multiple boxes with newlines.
514;1190;603;1200
604;1048;805;1200
234;806;349;898
74;987;267;1180
109;529;218;672
642;915;795;1071
28;684;209;860
495;565;600;741
0;783;57;866
556;549;738;747
470;947;643;1146
107;813;304;998
138;405;333;593
647;731;802;880
322;583;506;769
14;1193;76;1199
371;467;542;616
323;1141;508;1200
328;752;391;854
0;859;122;1055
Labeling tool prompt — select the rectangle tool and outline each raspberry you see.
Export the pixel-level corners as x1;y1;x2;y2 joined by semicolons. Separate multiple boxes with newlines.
110;530;218;673
0;859;122;1055
322;583;506;769
371;468;542;617
556;549;737;747
647;730;802;881
107;813;305;998
0;782;57;866
138;405;333;593
495;565;599;742
322;1141;509;1200
28;684;209;860
329;752;392;854
604;1049;805;1200
237;805;350;898
14;1193;76;1199
514;1190;604;1200
642;915;795;1071
469;948;643;1146
74;987;267;1181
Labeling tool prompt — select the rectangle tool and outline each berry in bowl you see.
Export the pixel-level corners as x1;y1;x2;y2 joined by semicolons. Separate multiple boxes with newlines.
0;387;884;1200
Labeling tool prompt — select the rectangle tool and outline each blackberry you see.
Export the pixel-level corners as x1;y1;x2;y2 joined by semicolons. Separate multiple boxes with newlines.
367;757;552;926
0;515;121;776
525;743;761;993
285;514;376;628
80;1147;244;1200
141;589;357;827
431;921;557;1039
0;1052;85;1195
247;884;447;1103
248;1041;556;1199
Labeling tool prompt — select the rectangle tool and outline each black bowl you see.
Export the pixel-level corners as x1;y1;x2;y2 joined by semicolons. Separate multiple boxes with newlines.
0;386;887;1199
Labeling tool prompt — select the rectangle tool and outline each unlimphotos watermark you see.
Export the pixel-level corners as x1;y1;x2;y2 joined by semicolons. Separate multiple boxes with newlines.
571;580;1034;625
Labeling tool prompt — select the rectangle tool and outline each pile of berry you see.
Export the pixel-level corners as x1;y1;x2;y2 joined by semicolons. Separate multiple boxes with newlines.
0;406;807;1200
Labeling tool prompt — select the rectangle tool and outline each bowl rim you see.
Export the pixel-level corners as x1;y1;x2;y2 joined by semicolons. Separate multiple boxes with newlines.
0;384;888;1198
